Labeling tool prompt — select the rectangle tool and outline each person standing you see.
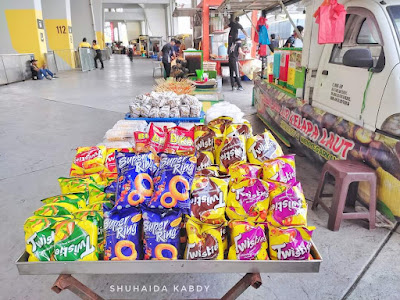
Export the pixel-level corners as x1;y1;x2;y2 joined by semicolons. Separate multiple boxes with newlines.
228;38;245;91
228;17;249;48
284;26;304;48
160;39;176;78
92;40;104;69
79;37;91;48
269;34;279;52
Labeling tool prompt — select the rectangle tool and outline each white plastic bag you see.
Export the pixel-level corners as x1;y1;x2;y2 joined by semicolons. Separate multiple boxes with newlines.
205;102;245;124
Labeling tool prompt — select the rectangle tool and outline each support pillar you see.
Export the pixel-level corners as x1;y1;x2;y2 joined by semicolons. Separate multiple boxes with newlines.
251;10;258;58
42;0;75;68
0;0;48;66
70;0;96;49
91;0;104;49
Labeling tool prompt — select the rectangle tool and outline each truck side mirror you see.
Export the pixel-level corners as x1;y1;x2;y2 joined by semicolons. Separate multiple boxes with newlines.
343;48;373;69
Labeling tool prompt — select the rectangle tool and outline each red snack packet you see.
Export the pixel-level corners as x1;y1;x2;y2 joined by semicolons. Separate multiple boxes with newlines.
134;131;150;153
163;126;195;155
148;123;166;153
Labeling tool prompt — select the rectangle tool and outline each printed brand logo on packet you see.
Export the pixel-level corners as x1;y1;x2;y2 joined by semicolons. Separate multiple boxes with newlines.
26;230;55;254
186;239;219;260
195;137;213;151
104;216;138;239
169;133;193;146
117;154;153;172
191;191;224;208
234;227;266;260
159;156;195;175
249;138;276;159
143;220;180;242
234;184;269;213
74;148;102;166
271;241;311;260
55;235;95;259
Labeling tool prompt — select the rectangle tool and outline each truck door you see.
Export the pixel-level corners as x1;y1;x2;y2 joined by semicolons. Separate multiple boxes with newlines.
313;6;387;131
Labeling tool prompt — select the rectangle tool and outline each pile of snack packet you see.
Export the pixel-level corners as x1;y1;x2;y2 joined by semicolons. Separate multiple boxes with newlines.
23;116;315;262
129;92;202;119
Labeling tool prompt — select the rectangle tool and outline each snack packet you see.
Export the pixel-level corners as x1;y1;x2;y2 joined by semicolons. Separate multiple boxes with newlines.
86;201;113;211
142;207;182;260
58;176;99;195
208;117;233;134
194;125;216;152
148;123;167;153
149;154;196;212
73;210;104;253
115;151;156;208
134;132;150;153
226;179;270;222
53;219;98;261
70;146;106;176
225;122;253;139
195;165;220;177
214;135;246;173
190;176;227;225
185;218;224;260
163;126;195;154
267;182;308;227
24;216;69;261
228;162;262;185
268;225;315;260
104;206;142;260
247;131;284;164
41;193;87;210
262;155;296;185
196;151;214;170
104;148;132;174
228;221;269;260
34;203;77;217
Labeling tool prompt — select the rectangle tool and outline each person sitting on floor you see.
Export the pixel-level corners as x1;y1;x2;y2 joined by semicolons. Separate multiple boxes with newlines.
30;59;56;80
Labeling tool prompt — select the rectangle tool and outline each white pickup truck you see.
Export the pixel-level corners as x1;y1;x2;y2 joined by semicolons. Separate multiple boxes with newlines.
254;0;400;219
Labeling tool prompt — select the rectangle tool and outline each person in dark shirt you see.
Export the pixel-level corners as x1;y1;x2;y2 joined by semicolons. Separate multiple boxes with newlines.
228;38;245;91
284;26;304;47
92;40;104;69
228;17;249;48
160;39;176;78
30;59;56;80
268;34;279;52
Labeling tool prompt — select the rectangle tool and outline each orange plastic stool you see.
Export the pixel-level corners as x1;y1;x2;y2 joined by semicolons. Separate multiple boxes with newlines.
312;160;377;231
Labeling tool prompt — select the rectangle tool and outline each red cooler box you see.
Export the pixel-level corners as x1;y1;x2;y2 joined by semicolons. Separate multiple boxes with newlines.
279;51;290;87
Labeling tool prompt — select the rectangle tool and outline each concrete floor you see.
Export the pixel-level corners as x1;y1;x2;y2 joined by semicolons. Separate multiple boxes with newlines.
0;55;399;300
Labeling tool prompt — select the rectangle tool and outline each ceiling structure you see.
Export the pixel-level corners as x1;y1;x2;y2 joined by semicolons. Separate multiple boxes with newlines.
217;0;301;13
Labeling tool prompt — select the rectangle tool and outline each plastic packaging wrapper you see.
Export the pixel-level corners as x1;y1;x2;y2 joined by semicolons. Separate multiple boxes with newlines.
113;120;147;131
70;146;106;176
97;141;133;149
269;225;315;260
206;102;245;124
129;102;141;117
247;131;284;164
148;123;167;153
163;126;195;154
194;125;216;152
140;105;152;117
190;102;202;118
185;218;224;260
215;135;247;173
180;94;200;106
262;155;296;185
159;106;170;118
228;221;269;260
149;107;160;118
170;107;181;118
180;105;190;118
178;123;195;130
166;96;181;108
104;129;135;141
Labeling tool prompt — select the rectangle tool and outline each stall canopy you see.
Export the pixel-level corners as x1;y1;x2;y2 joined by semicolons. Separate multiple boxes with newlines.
217;0;301;13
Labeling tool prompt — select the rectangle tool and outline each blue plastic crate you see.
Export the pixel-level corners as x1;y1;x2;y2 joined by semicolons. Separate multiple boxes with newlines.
124;111;205;125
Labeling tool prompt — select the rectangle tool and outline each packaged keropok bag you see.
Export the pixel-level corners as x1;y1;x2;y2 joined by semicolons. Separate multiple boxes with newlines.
86;201;113;211
227;221;269;260
142;207;182;260
226;178;270;222
228;162;262;186
34;203;78;217
41;193;87;210
208;117;233;135
214;135;247;174
115;151;156;208
73;210;104;253
148;123;167;153
267;181;308;227
134;132;150;153
196;151;214;170
190;176;227;225
58;176;106;205
103;148;132;184
163;126;195;154
24;215;70;261
104;206;142;260
194;125;216;152
262;155;296;185
70;146;106;176
225;122;253;139
247;131;284;164
53;218;98;261
149;153;196;213
185;218;224;260
195;165;220;177
268;225;315;260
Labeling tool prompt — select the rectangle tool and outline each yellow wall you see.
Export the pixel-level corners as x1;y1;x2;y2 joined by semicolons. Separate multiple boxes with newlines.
5;9;48;67
44;19;75;68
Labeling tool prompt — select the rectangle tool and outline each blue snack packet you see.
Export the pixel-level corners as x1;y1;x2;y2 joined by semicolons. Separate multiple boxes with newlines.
104;206;142;260
148;153;197;213
142;207;182;260
115;151;157;209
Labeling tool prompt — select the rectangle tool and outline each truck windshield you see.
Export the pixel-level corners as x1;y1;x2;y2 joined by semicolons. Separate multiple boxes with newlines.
388;6;400;42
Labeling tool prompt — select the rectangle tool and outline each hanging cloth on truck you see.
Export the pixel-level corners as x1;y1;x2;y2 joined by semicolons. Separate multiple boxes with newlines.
254;17;270;45
314;0;347;44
